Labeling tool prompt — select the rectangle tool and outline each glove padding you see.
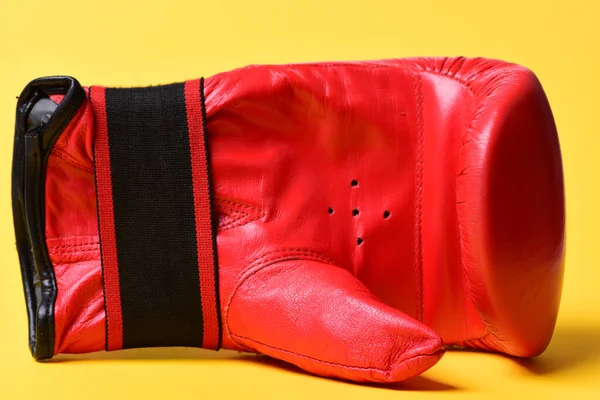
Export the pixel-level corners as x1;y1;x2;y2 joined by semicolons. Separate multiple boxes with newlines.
12;57;564;384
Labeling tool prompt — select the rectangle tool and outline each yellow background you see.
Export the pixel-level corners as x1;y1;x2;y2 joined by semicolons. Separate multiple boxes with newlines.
1;0;599;398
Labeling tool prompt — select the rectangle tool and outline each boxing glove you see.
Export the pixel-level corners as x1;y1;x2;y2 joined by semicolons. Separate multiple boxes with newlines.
12;57;565;383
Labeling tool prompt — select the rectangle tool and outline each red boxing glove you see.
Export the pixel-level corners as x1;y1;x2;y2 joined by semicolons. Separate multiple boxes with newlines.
12;57;565;383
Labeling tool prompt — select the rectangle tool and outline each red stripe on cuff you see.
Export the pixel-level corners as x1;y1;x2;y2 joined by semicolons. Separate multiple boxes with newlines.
184;79;220;350
91;86;123;351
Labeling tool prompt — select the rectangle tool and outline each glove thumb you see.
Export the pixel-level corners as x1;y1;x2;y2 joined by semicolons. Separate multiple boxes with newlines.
225;257;444;382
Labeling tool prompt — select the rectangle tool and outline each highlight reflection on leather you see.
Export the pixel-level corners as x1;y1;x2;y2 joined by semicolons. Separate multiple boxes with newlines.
43;57;565;382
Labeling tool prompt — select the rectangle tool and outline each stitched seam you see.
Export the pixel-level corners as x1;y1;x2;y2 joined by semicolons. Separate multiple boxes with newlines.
219;215;241;226
49;249;99;255
51;147;94;173
232;333;442;373
416;59;509;344
420;61;490;338
47;242;99;249
215;198;265;231
409;66;478;97
247;248;339;269
218;211;264;230
460;91;471;339
413;73;425;323
420;62;490;339
219;215;263;231
243;63;392;71
46;235;98;241
249;253;335;270
216;198;262;211
219;210;264;229
240;59;510;99
430;65;482;334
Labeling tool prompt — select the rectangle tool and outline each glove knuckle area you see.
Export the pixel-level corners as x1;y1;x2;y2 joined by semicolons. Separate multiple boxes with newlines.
455;65;564;356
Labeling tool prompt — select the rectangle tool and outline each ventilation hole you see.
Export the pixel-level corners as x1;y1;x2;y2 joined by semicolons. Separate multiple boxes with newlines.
352;209;359;217
328;207;334;215
357;237;364;246
351;179;359;187
383;210;391;219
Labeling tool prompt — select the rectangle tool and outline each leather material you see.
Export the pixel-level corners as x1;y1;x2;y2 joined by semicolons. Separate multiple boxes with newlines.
17;57;565;382
12;76;86;359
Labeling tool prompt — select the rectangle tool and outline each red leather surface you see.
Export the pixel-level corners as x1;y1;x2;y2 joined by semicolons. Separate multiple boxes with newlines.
44;57;565;382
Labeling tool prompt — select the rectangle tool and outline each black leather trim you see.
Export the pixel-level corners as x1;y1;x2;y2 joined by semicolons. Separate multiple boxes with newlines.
12;76;85;359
